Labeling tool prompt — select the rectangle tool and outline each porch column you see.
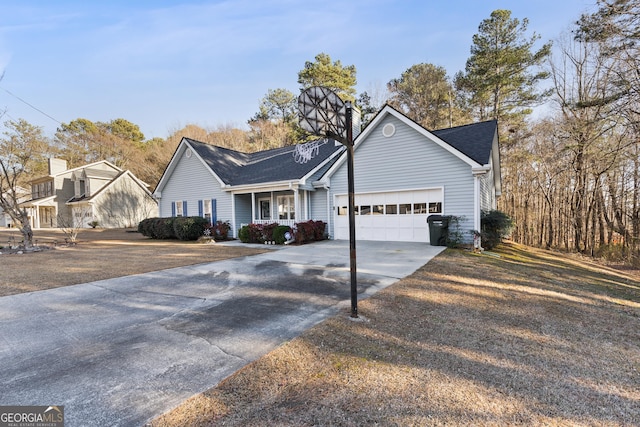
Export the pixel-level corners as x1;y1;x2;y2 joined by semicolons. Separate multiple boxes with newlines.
294;188;299;222
231;193;236;238
251;192;256;223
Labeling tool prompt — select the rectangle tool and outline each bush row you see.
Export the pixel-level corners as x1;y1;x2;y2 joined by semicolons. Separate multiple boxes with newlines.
138;216;211;241
238;220;326;245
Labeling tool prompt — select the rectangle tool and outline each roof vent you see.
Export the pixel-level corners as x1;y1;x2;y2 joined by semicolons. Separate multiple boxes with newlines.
185;148;192;158
382;123;395;137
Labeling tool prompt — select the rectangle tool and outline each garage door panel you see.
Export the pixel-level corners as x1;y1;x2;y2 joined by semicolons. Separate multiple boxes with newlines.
334;189;442;242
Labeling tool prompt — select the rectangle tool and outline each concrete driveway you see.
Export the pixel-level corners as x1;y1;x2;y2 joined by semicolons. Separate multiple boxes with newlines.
0;240;445;426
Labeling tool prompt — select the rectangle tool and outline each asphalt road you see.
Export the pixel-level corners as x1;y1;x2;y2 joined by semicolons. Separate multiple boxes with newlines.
0;240;445;426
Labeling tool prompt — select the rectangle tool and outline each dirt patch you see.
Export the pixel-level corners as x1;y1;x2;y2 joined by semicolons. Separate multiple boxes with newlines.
150;242;640;426
0;228;268;297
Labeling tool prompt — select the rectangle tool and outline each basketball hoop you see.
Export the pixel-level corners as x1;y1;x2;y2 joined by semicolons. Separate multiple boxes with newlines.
297;86;359;318
298;86;348;144
292;138;328;164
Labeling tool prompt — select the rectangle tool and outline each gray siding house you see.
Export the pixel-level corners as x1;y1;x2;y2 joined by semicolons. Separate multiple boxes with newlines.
21;159;158;229
154;105;500;244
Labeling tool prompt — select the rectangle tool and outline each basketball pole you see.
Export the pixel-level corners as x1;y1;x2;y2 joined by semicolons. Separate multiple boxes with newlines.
345;101;358;318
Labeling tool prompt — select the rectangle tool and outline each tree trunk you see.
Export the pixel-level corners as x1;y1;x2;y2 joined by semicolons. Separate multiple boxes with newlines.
18;211;33;249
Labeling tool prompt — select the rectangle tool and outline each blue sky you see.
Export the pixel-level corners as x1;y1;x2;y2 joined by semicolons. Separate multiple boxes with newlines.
1;0;598;139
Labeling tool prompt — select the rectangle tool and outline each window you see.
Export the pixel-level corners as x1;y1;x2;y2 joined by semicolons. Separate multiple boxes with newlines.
360;205;372;215
277;195;295;220
429;202;442;213
413;203;427;214
203;199;212;221
338;206;348;216
399;204;412;214
385;204;398;215
372;205;384;215
175;200;183;217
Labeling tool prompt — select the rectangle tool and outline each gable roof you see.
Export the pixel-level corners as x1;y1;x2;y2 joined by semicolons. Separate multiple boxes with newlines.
358;105;497;165
321;105;499;182
67;170;154;204
170;137;344;188
432;120;497;165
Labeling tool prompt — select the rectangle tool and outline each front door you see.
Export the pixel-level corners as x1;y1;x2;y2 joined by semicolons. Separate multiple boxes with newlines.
259;199;271;220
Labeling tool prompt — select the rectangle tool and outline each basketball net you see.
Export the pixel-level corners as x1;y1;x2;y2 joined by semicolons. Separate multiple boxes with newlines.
292;138;328;164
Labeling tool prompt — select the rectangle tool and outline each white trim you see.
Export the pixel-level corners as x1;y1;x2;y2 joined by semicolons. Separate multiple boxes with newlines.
474;175;481;232
228;180;299;193
231;193;237;238
333;185;445;198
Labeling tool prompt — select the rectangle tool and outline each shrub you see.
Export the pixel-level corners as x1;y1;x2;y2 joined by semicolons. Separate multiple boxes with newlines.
138;218;151;236
261;222;279;243
238;223;268;244
294;220;326;244
209;220;231;241
273;225;293;245
173;216;209;241
446;215;465;248
481;210;513;250
152;217;176;239
138;217;176;239
238;225;250;243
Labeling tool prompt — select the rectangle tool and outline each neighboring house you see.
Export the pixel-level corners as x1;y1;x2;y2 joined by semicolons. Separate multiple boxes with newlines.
154;105;501;243
20;158;158;229
0;186;29;228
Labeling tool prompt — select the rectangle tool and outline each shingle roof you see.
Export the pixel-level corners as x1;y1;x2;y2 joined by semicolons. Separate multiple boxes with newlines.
185;137;344;186
432;120;497;165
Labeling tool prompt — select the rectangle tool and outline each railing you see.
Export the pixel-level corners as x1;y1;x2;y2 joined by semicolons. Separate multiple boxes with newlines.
252;219;296;227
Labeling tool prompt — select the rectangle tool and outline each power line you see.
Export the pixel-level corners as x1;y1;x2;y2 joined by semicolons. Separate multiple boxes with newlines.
0;85;62;125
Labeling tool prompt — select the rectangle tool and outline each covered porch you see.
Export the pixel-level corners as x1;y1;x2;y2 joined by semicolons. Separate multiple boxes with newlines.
232;185;315;231
19;196;57;229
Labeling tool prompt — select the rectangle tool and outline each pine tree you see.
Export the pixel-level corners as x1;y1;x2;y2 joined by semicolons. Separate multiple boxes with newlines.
456;10;551;131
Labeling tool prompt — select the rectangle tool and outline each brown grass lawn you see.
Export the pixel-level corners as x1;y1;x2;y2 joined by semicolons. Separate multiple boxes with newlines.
150;242;640;426
1;230;638;425
0;228;267;296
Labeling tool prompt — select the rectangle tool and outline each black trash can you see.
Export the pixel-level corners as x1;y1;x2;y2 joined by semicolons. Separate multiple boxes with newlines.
427;215;450;246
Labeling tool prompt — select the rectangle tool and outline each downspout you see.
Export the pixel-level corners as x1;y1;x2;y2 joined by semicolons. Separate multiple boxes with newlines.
324;184;331;239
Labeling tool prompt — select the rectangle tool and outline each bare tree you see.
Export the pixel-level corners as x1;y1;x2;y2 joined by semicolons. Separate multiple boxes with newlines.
0;118;51;248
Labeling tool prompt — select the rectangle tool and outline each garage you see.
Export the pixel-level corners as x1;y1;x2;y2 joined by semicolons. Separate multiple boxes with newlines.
333;188;443;242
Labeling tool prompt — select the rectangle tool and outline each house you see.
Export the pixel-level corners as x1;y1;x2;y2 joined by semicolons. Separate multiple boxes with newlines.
1;186;29;227
20;158;158;229
154;105;500;243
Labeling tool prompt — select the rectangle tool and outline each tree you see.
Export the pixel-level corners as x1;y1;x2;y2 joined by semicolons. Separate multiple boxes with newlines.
248;88;300;149
256;88;297;123
455;9;551;130
54;118;99;168
297;52;357;102
0;119;52;248
55;118;144;170
576;1;640;260
387;63;468;129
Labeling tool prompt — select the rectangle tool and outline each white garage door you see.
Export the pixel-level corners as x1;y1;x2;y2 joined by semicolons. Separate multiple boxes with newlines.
334;189;443;242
